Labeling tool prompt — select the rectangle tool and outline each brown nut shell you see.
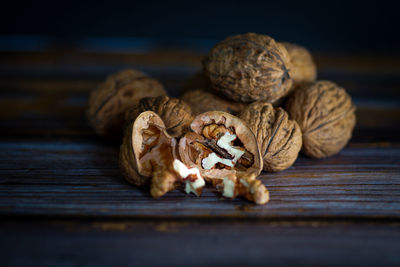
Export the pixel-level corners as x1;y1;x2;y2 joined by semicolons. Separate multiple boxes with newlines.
286;81;356;158
87;69;166;138
203;33;292;103
280;42;317;88
125;96;193;138
178;111;262;181
239;102;302;172
119;111;177;187
181;89;246;116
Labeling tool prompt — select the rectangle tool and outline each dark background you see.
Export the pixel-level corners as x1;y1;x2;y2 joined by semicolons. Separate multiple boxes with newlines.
1;0;399;53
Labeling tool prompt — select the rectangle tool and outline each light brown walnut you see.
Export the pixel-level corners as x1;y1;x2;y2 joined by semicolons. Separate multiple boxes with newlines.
119;111;205;198
286;81;356;158
87;69;166;138
125;96;193;138
239;102;302;172
203;33;292;103
280;42;317;88
181;89;246;116
178;111;269;204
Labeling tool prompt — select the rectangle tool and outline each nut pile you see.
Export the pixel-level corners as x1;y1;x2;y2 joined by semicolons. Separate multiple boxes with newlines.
87;32;356;205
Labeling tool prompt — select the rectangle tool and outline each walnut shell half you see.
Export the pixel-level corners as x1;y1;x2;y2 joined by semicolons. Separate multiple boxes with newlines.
280;42;317;88
87;69;166;138
203;33;292;103
286;81;356;158
125;96;193;138
181;89;246;116
240;102;302;172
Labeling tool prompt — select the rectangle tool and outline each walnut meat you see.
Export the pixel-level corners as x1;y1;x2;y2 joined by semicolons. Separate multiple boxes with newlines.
87;69;166;138
286;81;356;158
280;42;317;88
119;111;205;198
178;111;269;204
203;33;292;103
125;96;193;138
181;89;246;116
239;102;302;172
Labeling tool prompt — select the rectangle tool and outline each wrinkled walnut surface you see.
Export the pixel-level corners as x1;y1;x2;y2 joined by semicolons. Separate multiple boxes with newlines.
181;89;246;116
286;81;356;158
203;33;292;103
280;42;317;88
125;95;193;138
87;69;166;138
240;102;302;172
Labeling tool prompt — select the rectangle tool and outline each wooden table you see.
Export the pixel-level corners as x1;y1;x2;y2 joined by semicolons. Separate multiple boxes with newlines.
1;50;400;266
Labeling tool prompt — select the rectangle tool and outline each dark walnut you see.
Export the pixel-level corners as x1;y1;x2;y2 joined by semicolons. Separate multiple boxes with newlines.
119;111;205;198
181;89;246;116
125;96;193;138
87;69;166;138
203;33;292;103
239;102;302;172
280;42;317;88
286;81;356;158
178;111;269;204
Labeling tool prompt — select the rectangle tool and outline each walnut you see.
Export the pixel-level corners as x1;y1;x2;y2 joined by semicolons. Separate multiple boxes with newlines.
87;69;166;138
181;89;246;116
279;42;317;88
286;81;356;158
125;96;193;138
119;111;205;198
203;33;292;103
178;111;269;204
239;102;302;172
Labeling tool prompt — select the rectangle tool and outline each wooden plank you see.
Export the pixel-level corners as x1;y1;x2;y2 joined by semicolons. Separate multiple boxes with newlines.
0;140;399;219
1;219;400;266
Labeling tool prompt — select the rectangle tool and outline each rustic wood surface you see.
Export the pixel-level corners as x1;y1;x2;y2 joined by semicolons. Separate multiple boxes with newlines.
0;49;399;266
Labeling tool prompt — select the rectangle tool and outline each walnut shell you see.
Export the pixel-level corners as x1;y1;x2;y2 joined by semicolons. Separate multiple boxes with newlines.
286;81;356;158
239;102;302;172
125;96;193;138
280;42;317;88
203;33;292;103
87;69;166;138
181;89;246;116
119;111;177;187
178;111;262;181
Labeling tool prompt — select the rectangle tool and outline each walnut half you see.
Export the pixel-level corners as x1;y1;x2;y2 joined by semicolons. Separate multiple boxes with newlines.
179;111;269;204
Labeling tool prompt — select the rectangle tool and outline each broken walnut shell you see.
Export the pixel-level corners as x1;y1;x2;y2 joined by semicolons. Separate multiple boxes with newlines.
239;102;302;172
286;81;356;158
203;33;292;103
119;111;205;198
87;69;166;138
280;42;317;88
125;95;193;138
181;89;246;116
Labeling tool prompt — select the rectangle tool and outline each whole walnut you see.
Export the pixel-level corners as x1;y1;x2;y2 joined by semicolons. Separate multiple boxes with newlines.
125;96;193;138
181;89;246;116
280;42;317;88
239;102;302;172
87;69;166;138
203;33;292;103
286;81;356;158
